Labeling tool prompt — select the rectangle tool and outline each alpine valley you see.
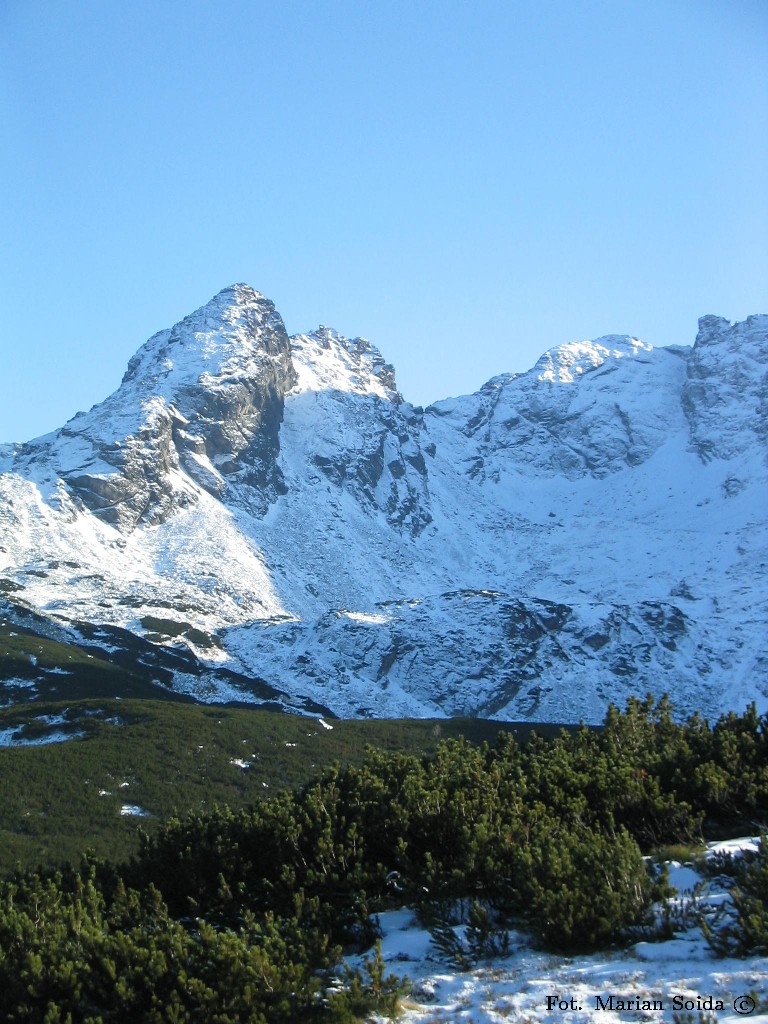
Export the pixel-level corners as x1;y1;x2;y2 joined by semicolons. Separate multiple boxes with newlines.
1;285;766;723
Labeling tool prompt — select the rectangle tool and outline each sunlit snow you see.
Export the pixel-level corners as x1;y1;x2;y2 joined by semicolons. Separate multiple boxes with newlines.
1;289;765;722
363;839;767;1024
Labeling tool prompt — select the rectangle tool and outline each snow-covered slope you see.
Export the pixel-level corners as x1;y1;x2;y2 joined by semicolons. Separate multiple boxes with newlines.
1;286;766;721
365;838;768;1024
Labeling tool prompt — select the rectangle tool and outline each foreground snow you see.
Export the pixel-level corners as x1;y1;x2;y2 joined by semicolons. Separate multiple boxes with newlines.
366;839;767;1023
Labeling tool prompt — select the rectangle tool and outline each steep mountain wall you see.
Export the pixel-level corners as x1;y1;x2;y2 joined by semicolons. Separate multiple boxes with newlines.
1;288;766;722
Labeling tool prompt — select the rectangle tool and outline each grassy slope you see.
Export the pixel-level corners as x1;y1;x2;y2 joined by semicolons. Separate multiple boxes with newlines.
0;698;569;876
0;616;187;702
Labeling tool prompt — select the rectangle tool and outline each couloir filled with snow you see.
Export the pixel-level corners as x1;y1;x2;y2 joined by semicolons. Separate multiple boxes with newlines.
1;286;766;721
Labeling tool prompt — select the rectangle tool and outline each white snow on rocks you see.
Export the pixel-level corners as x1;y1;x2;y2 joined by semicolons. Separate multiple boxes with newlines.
1;290;766;722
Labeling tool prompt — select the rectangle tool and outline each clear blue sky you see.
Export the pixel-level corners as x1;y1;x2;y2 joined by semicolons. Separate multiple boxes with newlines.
1;0;766;443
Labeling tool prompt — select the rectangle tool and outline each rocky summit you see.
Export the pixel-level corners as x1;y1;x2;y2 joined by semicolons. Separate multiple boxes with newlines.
1;285;766;722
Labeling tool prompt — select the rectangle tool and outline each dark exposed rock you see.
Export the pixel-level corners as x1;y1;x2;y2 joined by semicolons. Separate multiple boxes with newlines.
22;286;297;530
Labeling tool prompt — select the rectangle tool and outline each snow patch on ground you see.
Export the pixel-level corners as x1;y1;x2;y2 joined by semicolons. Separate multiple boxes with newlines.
364;838;767;1024
0;726;85;746
119;804;149;817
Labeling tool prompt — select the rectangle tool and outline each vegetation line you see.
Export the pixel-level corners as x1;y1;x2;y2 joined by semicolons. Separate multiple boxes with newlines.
0;695;765;1022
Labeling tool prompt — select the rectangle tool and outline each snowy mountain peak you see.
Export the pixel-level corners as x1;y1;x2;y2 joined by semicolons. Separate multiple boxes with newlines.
1;294;766;723
684;312;768;461
121;283;291;395
290;326;400;401
12;286;298;529
695;314;733;344
692;313;768;357
534;336;651;384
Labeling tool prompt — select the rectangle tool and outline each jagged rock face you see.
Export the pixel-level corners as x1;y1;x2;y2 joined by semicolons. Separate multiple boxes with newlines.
286;327;432;535
224;592;709;721
54;401;189;529
682;314;768;462
0;291;766;723
14;285;297;529
426;337;687;481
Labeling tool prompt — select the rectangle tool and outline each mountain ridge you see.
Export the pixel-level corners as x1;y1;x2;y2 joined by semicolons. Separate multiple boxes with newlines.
1;287;766;722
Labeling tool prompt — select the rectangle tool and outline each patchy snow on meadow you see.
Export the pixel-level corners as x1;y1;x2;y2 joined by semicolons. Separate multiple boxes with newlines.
0;724;85;746
367;838;767;1023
